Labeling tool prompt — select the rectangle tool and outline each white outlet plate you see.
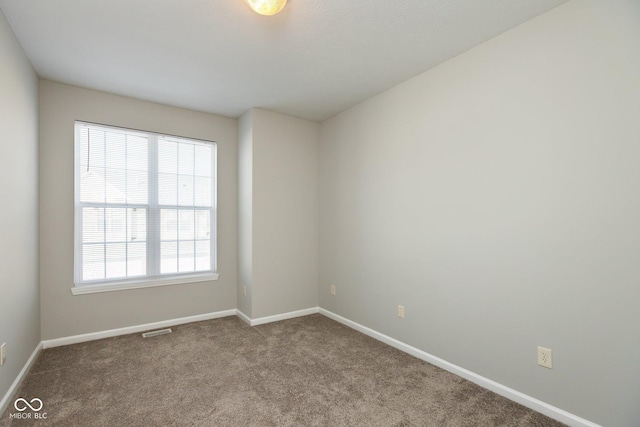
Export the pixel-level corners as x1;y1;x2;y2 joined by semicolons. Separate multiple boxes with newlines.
242;286;247;297
397;305;405;318
538;346;552;369
0;343;6;366
330;285;336;296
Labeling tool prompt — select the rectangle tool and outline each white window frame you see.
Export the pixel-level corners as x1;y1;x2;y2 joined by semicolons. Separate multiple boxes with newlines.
72;121;218;295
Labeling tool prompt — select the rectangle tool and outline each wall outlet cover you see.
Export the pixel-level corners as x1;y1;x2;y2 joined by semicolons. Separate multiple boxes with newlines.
537;346;552;369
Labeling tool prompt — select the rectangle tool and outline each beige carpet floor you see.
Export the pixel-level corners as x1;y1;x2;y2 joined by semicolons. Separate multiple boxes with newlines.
1;314;564;426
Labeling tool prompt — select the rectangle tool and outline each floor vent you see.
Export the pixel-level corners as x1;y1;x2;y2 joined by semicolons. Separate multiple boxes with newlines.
142;328;172;338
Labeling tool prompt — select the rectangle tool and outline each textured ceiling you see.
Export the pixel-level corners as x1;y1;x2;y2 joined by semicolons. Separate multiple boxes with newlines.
0;0;567;121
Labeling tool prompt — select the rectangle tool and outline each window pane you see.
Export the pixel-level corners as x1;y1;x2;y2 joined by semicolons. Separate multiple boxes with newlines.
127;170;148;204
127;135;148;172
105;243;126;278
158;140;177;174
178;175;194;206
161;241;178;274
83;244;105;281
178;241;195;273
127;242;146;277
158;173;178;205
194;145;211;177
84;128;105;170
105;208;126;242
161;209;177;241
105;168;126;204
195;210;210;239
128;208;146;243
79;126;90;169
195;240;210;271
179;210;195;240
80;168;106;203
178;143;194;176
194;176;211;207
105;132;125;169
83;208;104;243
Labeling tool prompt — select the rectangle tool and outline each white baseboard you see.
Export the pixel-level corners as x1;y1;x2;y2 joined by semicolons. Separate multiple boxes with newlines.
319;308;600;427
236;310;252;326
41;309;237;349
0;342;42;417
237;307;319;326
40;306;321;349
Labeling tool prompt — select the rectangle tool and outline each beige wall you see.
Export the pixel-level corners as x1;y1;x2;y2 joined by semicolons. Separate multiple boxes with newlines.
0;9;40;410
238;108;320;319
237;110;253;317
39;80;238;339
319;1;640;426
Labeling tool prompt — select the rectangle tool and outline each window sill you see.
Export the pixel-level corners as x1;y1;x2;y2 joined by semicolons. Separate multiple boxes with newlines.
71;273;219;295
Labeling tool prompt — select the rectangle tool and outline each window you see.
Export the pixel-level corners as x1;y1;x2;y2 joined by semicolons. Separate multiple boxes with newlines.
73;122;217;294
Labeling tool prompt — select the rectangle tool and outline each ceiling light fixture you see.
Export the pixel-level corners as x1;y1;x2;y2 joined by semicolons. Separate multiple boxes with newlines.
245;0;288;16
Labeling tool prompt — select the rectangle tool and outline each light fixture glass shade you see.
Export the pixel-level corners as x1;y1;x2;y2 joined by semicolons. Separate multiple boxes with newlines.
245;0;288;16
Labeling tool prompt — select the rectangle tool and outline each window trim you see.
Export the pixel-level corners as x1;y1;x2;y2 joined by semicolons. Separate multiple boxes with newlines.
70;272;219;295
73;121;218;293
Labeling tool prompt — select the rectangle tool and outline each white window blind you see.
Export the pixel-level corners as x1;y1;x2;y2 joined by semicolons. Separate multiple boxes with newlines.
74;121;217;290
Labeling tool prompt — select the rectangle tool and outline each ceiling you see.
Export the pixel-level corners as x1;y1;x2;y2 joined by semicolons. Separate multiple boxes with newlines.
0;0;567;122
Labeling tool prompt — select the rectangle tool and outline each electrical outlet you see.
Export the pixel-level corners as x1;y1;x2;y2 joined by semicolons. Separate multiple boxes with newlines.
1;343;6;366
242;286;247;297
537;346;552;369
397;305;405;319
330;285;336;296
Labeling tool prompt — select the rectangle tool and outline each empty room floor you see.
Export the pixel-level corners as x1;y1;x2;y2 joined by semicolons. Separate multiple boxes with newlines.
1;315;563;426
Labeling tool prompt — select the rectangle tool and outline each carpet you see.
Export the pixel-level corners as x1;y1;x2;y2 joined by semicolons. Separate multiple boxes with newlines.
0;314;565;426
